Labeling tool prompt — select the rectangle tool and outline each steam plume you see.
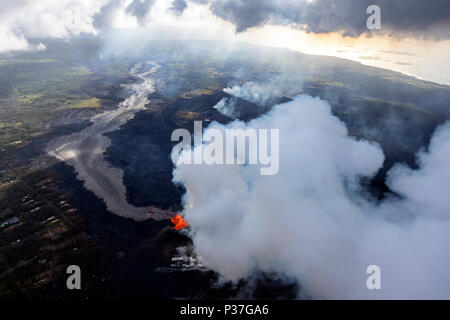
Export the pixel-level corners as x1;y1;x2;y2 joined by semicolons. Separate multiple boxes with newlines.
173;94;450;299
214;81;281;118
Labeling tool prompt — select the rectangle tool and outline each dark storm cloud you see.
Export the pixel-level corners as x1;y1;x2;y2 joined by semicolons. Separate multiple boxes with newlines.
190;0;450;39
170;0;188;15
126;0;155;23
94;0;155;28
94;0;121;28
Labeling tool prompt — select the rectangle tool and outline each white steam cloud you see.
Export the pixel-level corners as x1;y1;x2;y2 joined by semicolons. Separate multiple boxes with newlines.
214;81;281;118
213;96;237;118
0;0;108;52
224;82;277;105
173;94;450;299
0;0;236;53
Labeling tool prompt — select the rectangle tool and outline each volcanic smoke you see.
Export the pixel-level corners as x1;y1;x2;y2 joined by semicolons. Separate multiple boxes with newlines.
172;94;450;299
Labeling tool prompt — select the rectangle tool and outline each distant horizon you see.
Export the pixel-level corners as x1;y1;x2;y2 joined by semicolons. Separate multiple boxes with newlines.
6;35;449;88
1;1;449;85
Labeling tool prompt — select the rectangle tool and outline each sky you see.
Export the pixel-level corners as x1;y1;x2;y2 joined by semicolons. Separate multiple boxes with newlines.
1;0;449;84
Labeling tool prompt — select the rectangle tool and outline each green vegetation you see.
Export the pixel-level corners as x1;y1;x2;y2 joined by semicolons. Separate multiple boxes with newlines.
2;59;56;65
0;42;131;149
0;162;111;298
57;97;102;110
18;93;44;104
0;59;91;148
104;60;130;77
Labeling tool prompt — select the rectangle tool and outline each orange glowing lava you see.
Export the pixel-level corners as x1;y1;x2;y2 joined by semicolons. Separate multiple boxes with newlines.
171;214;189;230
